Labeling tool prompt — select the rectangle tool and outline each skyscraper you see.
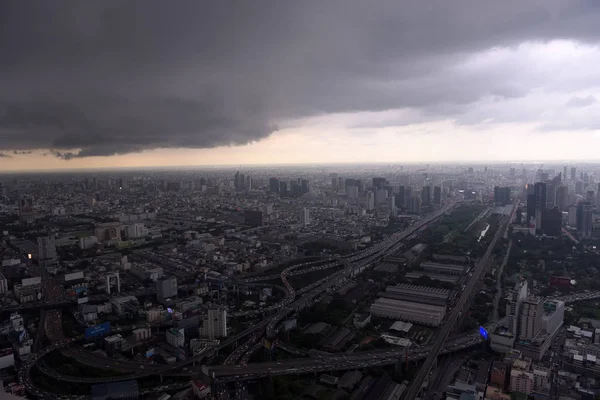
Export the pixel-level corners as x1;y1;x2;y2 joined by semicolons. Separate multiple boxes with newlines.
570;167;576;181
397;186;406;208
545;183;556;209
556;185;568;212
506;279;528;336
404;187;413;208
269;177;280;194
411;195;422;214
494;186;511;206
37;236;57;268
433;186;442;205
366;191;375;211
421;186;431;206
577;202;593;238
563;166;567;181
519;297;543;340
202;307;227;339
526;184;535;224
534;182;547;234
542;207;562;236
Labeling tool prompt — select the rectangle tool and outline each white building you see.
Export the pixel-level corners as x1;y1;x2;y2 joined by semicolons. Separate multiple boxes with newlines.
146;307;165;323
300;208;310;226
166;328;185;348
542;300;564;336
510;369;534;394
131;264;164;282
519;297;543;340
10;313;24;332
176;296;203;313
200;307;228;339
532;366;551;393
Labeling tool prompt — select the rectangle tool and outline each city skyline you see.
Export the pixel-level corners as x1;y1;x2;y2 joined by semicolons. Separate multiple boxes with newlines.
2;2;600;170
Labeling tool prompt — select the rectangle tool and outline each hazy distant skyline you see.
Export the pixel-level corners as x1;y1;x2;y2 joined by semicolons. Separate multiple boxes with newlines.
2;1;600;170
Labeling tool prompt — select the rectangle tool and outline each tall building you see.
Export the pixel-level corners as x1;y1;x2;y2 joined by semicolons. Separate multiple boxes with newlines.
234;171;241;191
570;167;576;181
19;196;34;220
545;183;556;209
519;297;543;340
526;185;535;224
587;190;595;204
375;188;388;205
534;182;547;234
506;279;528;336
366;191;375;211
300;208;310;225
404;187;413;208
542;207;562;237
542;300;565;336
372;177;386;189
577;202;593;238
433;186;442;205
421;186;431;206
494;186;511;206
563;166;567;181
556;185;568;211
567;205;577;227
204;307;227;339
411;195;422;214
397;186;406;208
157;276;178;302
269;178;279;194
37;236;57;268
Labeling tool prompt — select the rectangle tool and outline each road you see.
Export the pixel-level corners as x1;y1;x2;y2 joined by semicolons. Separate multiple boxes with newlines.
402;200;515;400
492;240;512;322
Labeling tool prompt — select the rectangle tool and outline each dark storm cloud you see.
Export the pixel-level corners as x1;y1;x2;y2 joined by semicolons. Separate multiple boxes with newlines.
1;0;600;157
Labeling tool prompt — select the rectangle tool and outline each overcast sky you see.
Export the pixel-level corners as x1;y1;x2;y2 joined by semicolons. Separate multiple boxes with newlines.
2;1;600;170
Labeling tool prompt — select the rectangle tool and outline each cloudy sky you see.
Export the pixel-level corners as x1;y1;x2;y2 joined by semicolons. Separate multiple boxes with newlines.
2;1;600;170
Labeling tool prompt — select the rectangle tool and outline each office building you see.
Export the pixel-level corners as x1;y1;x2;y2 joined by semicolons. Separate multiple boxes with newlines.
346;185;359;199
545;183;556;208
375;188;388;205
366;191;375;211
519;297;543;340
411;195;421;214
166;328;185;348
506;279;528;336
201;307;228;339
494;186;511;206
556;185;568;211
568;205;577;227
433;185;442;205
542;207;562;236
157;277;178;302
37;236;57;267
387;195;395;211
542;300;565;336
421;186;431;206
534;182;547;234
526;184;535;223
19;196;34;220
404;186;413;208
300;208;310;225
397;186;406;207
570;167;576;181
269;177;279;194
577;202;593;238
